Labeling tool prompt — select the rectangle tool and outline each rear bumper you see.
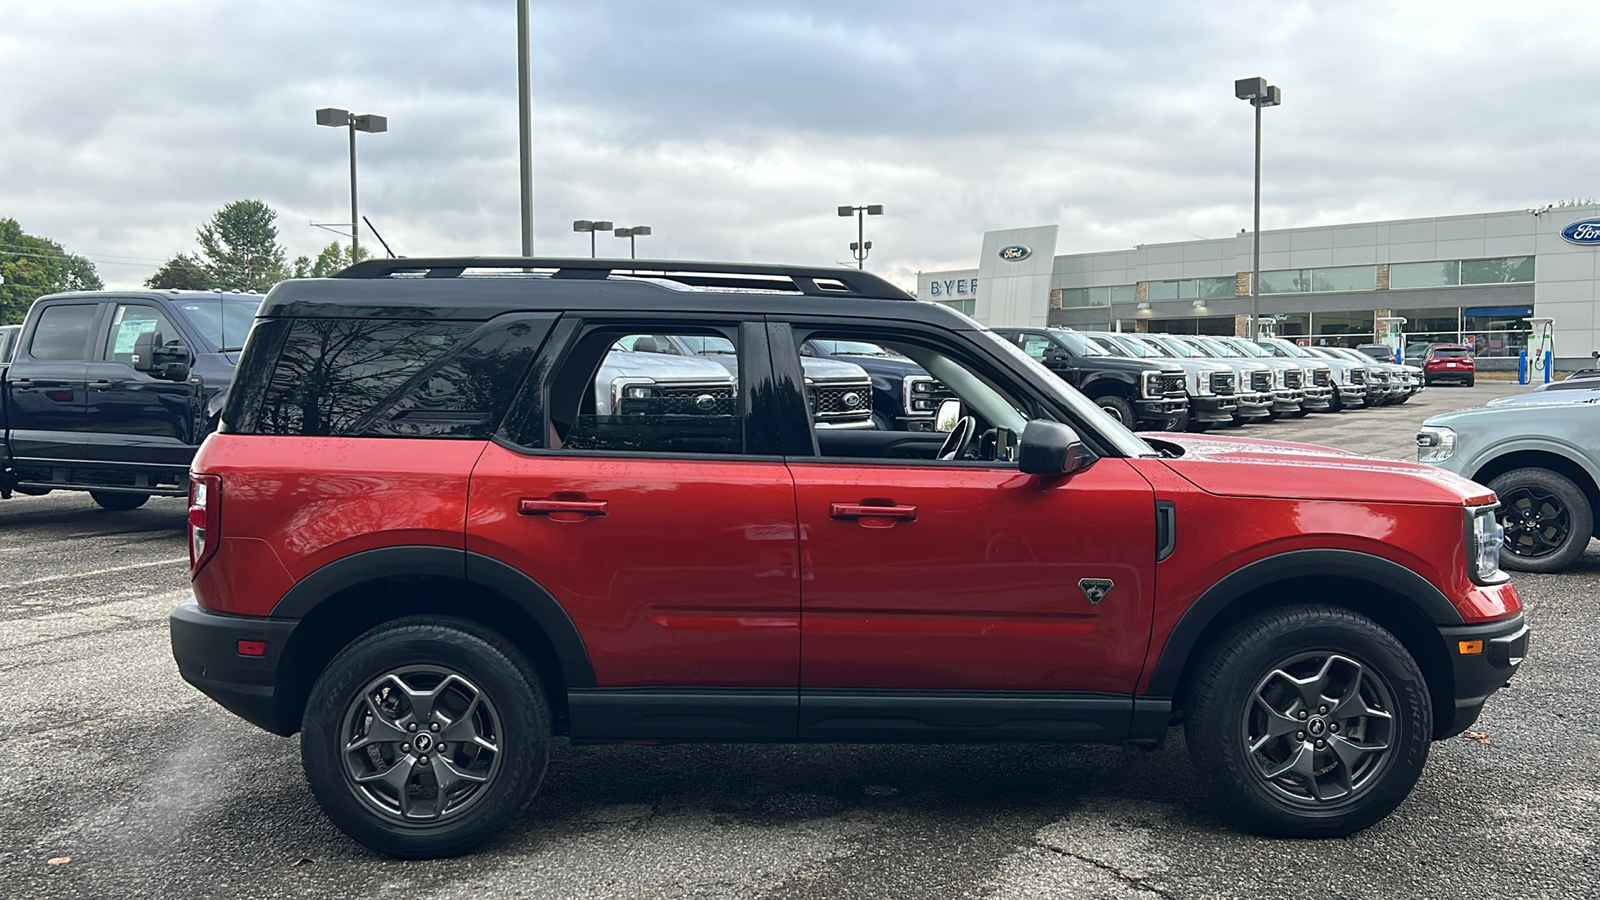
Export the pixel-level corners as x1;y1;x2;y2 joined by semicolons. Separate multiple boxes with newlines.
170;597;300;736
1437;613;1529;738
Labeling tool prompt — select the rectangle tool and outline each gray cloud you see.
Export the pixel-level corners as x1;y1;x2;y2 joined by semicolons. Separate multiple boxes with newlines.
1;1;1597;291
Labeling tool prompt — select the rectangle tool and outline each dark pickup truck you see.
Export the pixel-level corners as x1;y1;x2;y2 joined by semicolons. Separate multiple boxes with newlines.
991;327;1189;430
0;289;258;509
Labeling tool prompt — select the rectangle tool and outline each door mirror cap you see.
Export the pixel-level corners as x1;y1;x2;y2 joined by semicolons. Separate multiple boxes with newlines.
1018;419;1088;476
934;398;963;433
131;331;158;372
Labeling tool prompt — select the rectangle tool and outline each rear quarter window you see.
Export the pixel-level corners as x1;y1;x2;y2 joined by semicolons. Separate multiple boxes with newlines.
225;315;552;438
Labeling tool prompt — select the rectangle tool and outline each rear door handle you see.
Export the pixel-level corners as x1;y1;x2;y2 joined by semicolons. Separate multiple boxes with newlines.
830;503;917;521
90;380;116;391
519;498;608;518
10;379;33;388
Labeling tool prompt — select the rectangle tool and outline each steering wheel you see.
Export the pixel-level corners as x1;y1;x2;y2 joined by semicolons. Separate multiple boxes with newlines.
937;415;977;461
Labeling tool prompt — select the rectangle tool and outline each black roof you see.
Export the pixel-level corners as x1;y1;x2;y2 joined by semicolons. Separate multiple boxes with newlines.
260;257;970;326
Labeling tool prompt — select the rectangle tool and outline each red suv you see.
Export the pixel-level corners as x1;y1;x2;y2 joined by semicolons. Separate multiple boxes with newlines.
170;258;1527;858
1423;344;1476;386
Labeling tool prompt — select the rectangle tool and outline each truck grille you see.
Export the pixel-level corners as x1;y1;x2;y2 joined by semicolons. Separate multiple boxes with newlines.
655;385;736;416
1209;372;1235;395
809;382;873;421
1283;370;1303;389
1159;373;1186;396
1251;371;1272;393
1350;368;1366;385
1313;369;1330;387
1370;370;1390;385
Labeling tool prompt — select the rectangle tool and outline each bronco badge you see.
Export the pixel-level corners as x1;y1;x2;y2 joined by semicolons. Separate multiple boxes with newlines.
1078;578;1113;604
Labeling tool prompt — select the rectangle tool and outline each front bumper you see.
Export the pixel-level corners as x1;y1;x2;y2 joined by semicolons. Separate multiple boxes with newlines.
1437;613;1528;738
1135;396;1188;426
1190;395;1238;424
1270;389;1304;413
170;597;300;736
1336;385;1368;402
815;417;876;430
1232;392;1273;420
1300;385;1334;410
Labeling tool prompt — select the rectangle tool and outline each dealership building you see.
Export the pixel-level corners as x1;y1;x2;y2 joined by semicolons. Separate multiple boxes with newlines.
918;206;1600;368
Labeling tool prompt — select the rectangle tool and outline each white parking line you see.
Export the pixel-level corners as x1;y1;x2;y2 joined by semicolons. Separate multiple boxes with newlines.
8;556;189;588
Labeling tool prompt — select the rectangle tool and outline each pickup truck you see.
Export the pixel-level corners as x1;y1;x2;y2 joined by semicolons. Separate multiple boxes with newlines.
0;289;258;509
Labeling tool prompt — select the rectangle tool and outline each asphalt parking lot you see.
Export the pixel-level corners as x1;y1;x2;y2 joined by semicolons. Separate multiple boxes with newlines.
3;380;1595;899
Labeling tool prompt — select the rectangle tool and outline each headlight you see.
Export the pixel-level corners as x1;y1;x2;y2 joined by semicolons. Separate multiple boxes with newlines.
1468;505;1506;583
1416;426;1456;463
1274;368;1287;388
1140;370;1160;399
1303;366;1315;383
1339;367;1353;385
903;375;938;414
1193;371;1212;395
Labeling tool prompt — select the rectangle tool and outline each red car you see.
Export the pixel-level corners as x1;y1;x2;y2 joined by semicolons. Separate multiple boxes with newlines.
170;258;1526;858
1423;344;1476;386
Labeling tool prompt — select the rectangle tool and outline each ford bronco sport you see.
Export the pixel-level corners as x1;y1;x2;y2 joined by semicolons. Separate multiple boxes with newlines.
170;258;1527;858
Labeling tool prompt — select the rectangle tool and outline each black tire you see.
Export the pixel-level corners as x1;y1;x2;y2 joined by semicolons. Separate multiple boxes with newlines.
1423;376;1434;387
301;617;551;858
90;491;149;511
1162;413;1187;431
1092;394;1136;429
1184;605;1431;838
1466;376;1476;387
1489;467;1594;573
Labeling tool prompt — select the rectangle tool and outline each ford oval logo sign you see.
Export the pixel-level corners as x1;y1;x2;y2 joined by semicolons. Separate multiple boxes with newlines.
1561;218;1600;245
998;245;1032;261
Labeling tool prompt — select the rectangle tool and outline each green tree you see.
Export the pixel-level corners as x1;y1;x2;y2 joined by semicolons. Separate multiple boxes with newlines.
195;199;291;292
144;253;212;290
0;218;103;324
306;240;370;277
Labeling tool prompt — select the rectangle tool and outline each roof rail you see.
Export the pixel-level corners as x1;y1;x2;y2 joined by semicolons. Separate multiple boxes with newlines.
331;257;914;300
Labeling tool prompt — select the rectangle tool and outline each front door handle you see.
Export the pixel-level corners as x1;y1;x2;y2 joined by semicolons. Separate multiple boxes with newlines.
519;498;608;519
830;502;917;522
10;379;33;389
90;380;116;391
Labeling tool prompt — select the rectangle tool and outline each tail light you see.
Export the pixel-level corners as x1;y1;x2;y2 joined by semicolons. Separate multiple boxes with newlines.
189;474;221;573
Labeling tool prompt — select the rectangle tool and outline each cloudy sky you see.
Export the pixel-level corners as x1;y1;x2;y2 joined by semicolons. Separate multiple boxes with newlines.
3;1;1597;290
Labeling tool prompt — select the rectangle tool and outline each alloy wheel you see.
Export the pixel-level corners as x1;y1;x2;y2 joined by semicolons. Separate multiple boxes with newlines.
1498;487;1572;560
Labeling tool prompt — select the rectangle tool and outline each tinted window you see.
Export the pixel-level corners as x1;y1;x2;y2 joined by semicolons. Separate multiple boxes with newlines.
29;304;98;360
1431;347;1471;358
244;317;548;438
103;304;183;365
176;298;260;350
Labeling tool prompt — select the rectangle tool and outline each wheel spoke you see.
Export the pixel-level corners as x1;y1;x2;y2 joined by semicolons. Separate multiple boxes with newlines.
432;755;489;805
1248;695;1303;753
1262;741;1317;784
346;695;411;752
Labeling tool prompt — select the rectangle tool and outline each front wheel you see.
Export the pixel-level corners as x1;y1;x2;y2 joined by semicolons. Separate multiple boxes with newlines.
1489;468;1593;573
1092;394;1136;429
90;491;149;511
1184;605;1431;838
301;617;550;858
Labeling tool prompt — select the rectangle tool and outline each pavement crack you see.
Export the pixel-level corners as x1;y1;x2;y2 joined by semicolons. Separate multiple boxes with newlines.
1036;841;1175;899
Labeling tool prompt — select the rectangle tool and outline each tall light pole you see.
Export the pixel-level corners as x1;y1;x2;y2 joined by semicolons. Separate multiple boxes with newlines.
838;204;883;269
1235;77;1280;340
316;107;387;261
572;220;613;258
614;225;652;259
517;0;535;257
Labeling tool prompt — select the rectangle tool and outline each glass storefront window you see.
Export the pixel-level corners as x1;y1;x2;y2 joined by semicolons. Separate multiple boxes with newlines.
1146;278;1235;301
1146;281;1178;301
1392;308;1461;334
1058;286;1129;307
1315;310;1375;343
1390;262;1459;289
1461;256;1534;284
1109;285;1136;304
1311;266;1377;292
1259;269;1311;294
1270;313;1310;336
939;299;975;316
1196;277;1235;299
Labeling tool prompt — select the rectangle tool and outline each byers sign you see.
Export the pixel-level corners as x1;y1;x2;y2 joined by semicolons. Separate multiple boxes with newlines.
927;277;978;297
1560;218;1600;245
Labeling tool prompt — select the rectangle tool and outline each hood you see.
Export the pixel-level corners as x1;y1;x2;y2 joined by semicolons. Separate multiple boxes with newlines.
801;356;871;382
1147;433;1494;505
1158;357;1233;375
1083;355;1185;376
830;352;929;379
601;350;733;382
1487;390;1600;408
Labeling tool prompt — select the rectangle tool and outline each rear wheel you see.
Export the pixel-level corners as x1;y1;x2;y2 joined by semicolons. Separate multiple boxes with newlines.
301;617;550;858
1489;468;1593;573
1184;605;1431;838
1092;394;1136;429
90;491;149;511
1466;375;1476;387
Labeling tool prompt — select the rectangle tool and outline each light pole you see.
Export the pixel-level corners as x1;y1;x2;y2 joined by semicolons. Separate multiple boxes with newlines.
614;225;652;259
572;220;613;258
1234;77;1280;340
838;204;883;269
316;108;388;261
517;0;535;257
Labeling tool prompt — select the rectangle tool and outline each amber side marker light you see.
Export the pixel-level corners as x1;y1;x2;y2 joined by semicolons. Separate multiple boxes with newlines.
1458;640;1485;655
237;640;267;657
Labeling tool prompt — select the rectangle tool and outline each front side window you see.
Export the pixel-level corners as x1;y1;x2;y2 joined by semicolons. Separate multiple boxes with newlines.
177;298;261;351
545;326;744;455
104;304;183;365
29;304;97;360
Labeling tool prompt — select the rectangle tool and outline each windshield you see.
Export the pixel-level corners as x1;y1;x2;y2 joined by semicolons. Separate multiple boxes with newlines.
974;331;1156;458
1225;338;1271;358
811;339;905;358
1194;337;1240;358
177;297;260;351
1146;336;1198;359
1262;338;1312;358
1174;337;1222;358
673;335;736;354
1095;334;1160;358
1050;329;1108;357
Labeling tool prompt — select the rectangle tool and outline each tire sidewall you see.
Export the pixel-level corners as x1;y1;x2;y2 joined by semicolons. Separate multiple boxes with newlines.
301;618;549;858
1093;394;1135;429
1186;608;1431;837
1489;467;1594;573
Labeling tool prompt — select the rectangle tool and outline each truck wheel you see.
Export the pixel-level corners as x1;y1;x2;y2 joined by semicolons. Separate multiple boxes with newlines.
1184;605;1430;838
1092;395;1136;429
301;617;550;858
1489;468;1594;573
91;491;149;511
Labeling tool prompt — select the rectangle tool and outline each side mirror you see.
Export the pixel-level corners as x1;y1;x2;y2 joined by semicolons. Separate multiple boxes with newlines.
934;398;963;433
131;331;159;372
1018;419;1088;476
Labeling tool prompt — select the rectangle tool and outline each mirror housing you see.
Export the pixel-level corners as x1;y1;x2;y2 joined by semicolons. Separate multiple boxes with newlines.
934;398;963;433
1018;419;1088;476
131;331;158;372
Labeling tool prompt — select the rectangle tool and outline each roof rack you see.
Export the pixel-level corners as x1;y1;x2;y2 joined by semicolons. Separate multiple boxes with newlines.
332;257;914;300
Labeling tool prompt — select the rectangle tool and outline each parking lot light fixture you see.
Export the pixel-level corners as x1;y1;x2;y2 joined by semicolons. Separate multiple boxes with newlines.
614;225;652;259
572;219;614;258
1235;77;1281;340
316;107;387;261
838;204;884;269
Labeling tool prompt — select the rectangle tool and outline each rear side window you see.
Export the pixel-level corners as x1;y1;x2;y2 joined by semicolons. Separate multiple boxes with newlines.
230;316;551;438
29;304;98;360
